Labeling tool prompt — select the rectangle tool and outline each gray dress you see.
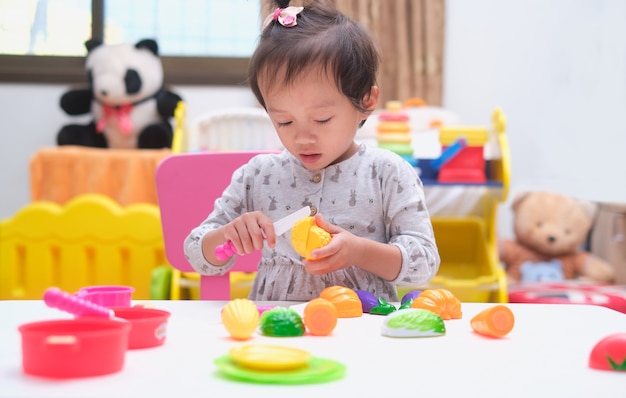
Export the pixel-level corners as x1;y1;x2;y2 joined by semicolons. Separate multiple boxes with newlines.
184;144;440;301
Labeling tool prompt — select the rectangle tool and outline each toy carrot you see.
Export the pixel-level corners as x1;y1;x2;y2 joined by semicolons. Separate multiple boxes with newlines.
303;298;338;336
470;305;515;338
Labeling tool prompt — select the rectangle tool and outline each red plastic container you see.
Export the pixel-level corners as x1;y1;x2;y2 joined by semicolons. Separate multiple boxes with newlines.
113;307;171;349
75;285;134;307
19;318;130;378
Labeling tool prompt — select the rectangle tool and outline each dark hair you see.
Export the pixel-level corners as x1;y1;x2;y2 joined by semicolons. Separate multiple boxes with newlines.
248;0;380;114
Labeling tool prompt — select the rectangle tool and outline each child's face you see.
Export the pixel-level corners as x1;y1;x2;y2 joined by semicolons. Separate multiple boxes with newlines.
260;68;378;171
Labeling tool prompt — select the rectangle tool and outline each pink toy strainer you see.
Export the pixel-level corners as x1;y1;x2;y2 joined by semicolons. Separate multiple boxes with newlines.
75;285;135;307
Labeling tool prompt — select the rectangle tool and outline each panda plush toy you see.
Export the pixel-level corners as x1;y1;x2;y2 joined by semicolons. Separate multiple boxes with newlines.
57;38;182;149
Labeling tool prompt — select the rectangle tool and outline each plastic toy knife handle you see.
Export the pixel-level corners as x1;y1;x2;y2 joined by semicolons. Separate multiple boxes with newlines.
43;287;113;319
215;241;237;261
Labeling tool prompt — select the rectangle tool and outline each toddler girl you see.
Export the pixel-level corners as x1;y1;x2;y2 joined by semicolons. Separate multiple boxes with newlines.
184;0;440;301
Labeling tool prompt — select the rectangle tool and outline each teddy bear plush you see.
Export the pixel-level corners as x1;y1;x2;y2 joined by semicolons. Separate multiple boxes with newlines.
499;191;615;284
57;38;182;149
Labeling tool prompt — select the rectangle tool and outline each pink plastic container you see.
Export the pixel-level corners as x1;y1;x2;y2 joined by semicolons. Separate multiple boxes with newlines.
75;285;134;307
112;307;171;349
19;318;130;378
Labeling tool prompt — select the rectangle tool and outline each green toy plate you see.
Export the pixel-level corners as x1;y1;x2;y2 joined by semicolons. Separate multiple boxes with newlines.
214;355;346;384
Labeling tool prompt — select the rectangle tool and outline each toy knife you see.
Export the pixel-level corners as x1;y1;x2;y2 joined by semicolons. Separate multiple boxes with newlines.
43;287;114;319
214;206;311;260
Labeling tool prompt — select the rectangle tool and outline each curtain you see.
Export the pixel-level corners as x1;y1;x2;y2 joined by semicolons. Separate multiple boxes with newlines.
261;0;445;106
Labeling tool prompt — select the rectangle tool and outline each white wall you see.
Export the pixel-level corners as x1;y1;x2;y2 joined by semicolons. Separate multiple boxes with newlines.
1;0;625;240
0;84;258;220
443;0;626;238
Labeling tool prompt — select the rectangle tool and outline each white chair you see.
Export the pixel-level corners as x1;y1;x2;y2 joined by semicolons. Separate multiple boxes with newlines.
187;107;282;152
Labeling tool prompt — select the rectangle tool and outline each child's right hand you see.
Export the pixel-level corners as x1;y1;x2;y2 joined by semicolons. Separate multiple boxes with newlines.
220;211;277;256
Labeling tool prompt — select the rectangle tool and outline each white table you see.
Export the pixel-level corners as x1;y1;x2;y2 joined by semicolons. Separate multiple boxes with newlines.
1;300;625;398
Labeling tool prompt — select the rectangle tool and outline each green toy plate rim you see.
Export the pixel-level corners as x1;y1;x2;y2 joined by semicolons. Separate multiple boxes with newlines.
214;355;346;384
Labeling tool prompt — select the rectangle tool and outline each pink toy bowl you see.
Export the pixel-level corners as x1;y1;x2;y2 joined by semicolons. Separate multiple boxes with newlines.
18;318;130;378
75;285;135;308
112;307;171;349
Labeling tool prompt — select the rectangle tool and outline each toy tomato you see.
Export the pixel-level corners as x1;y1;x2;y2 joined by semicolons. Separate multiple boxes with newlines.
589;333;626;371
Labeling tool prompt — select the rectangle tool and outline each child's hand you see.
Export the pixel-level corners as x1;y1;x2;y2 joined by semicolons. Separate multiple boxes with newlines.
302;213;360;275
222;211;276;255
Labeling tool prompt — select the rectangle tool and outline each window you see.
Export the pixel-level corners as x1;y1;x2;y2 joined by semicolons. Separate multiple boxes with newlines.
0;0;262;85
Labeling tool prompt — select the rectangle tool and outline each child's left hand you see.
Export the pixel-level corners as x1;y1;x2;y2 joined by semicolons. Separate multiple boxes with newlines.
302;214;361;275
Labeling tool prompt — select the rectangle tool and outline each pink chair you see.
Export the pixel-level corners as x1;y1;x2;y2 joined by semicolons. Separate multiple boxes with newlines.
155;151;267;300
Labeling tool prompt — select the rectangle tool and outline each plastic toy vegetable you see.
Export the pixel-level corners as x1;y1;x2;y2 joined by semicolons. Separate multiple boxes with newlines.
303;298;338;336
319;286;363;318
370;298;396;315
400;290;422;306
470;305;515;338
411;288;462;320
382;308;446;338
355;290;378;313
589;333;626;371
259;307;305;337
355;290;396;315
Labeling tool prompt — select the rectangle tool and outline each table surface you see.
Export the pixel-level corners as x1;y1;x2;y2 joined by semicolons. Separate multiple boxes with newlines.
1;300;625;398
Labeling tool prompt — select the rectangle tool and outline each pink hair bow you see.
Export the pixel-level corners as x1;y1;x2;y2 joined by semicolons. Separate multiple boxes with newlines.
263;6;304;29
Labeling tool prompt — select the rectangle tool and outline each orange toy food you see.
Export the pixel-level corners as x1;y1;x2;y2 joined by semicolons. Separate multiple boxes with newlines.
470;305;515;338
411;288;462;320
303;298;338;336
291;217;331;259
319;286;363;318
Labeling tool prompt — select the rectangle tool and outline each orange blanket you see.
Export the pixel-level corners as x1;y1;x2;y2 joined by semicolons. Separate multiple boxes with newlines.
30;146;172;205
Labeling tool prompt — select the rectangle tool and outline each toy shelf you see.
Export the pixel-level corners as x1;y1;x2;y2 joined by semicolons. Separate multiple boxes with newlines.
410;108;511;302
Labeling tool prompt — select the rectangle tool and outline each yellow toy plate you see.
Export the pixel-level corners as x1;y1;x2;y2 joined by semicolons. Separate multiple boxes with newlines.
229;344;312;371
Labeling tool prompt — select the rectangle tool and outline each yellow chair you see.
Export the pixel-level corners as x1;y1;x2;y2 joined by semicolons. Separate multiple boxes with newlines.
413;108;511;303
170;100;188;155
168;270;255;300
0;194;167;300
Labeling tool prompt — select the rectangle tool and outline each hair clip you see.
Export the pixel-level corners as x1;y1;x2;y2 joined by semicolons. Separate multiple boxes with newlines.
263;6;304;29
